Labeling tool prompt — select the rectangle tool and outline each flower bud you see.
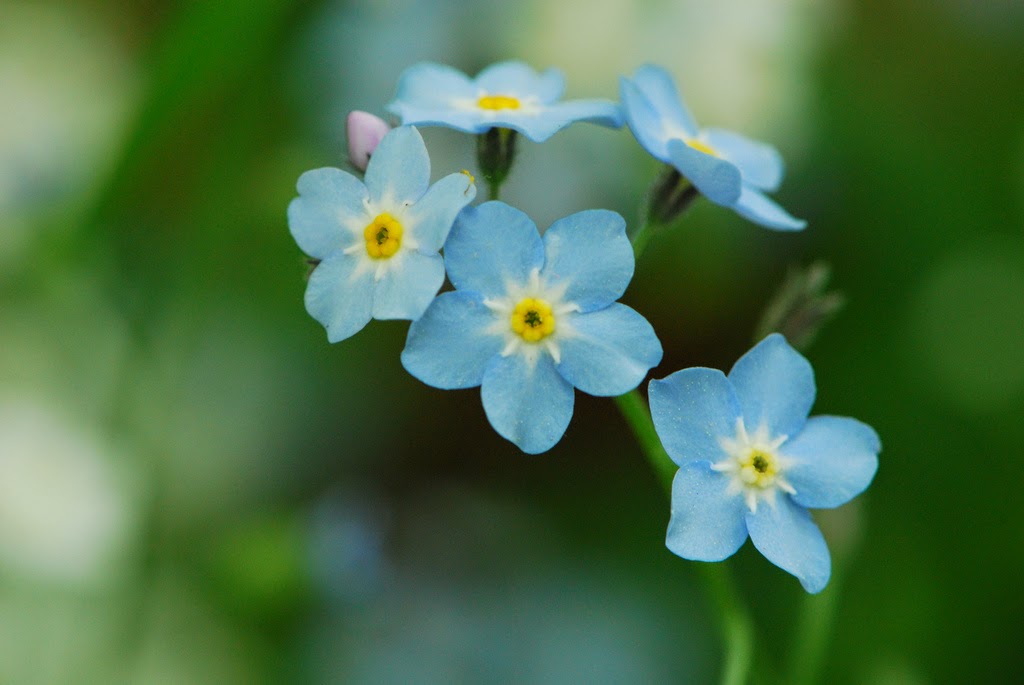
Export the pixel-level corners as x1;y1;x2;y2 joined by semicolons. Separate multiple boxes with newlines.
346;111;390;172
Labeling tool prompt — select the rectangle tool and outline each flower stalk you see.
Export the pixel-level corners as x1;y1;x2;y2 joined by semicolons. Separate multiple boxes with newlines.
477;127;518;200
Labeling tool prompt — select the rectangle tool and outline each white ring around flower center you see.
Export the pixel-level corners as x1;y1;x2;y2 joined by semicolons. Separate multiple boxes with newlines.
711;417;797;513
482;268;580;367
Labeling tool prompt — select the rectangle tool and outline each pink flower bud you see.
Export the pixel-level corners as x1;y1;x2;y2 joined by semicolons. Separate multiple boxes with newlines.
346;111;391;172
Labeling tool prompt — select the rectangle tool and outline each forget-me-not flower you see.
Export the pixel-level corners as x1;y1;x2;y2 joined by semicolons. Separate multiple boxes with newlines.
648;334;879;592
288;126;476;342
402;202;663;454
387;61;623;142
620;65;806;231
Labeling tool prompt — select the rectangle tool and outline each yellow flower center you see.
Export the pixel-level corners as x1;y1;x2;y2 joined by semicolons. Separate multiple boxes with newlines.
687;139;718;157
363;212;403;259
510;297;555;343
738;449;780;489
477;94;521;111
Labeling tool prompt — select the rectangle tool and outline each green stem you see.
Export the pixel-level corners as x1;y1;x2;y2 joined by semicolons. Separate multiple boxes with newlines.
698;563;756;685
613;390;675;493
628;219;659;261
614;389;756;685
787;568;842;685
488;179;502;201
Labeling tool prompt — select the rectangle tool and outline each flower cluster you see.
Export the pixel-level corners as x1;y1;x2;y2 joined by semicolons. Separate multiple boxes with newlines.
286;61;879;592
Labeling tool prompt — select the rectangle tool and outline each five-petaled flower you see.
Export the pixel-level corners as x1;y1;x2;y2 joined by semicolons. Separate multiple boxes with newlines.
288;126;476;343
401;202;663;454
648;334;879;593
387;61;624;142
620;65;806;231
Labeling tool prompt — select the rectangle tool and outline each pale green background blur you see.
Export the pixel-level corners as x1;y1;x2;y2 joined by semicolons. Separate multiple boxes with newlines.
1;0;1023;683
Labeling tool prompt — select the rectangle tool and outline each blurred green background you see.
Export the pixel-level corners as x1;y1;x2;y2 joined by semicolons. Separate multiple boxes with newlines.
2;0;1023;682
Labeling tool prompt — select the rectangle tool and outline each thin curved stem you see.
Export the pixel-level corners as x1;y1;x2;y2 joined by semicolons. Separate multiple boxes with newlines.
614;389;756;685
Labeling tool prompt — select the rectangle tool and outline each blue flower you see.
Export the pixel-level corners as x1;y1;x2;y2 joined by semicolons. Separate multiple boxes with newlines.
648;334;879;593
387;61;623;143
402;202;663;454
288;126;476;342
620;65;806;231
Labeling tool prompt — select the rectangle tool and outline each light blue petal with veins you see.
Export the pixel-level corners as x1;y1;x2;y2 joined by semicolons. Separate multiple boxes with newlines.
631;64;699;137
402;291;504;389
649;368;742;467
303;252;374;343
747;497;831;593
364;126;430;206
733;185;807;231
728;333;815;439
666;463;749;562
541;209;633;312
475;61;564;103
667;139;743;206
443;202;544;298
704;128;784;192
620;77;670;161
288;168;368;260
481;352;574;454
371;251;445;321
784;416;881;509
404;172;476;253
556;304;662;397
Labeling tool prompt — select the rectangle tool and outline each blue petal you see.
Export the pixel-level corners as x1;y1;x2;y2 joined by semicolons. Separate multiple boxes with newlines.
481;352;574;454
541;209;633;312
444;201;544;298
475;61;564;103
620;77;670;161
404;172;477;253
746;497;831;593
631;64;699;137
649;368;742;467
728;334;816;439
556;304;662;396
557;305;659;395
667;139;742;206
388;106;488;134
388;62;475;111
288;168;368;260
402;291;504;389
304;252;374;343
784;416;881;509
364;126;430;206
371;251;445;321
704;128;784;192
483;99;622;142
666;463;749;562
733;185;807;231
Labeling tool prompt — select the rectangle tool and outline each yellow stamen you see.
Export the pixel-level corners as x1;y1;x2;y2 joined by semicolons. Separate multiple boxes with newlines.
477;94;521;111
687;139;718;157
738;449;780;489
363;212;403;259
510;297;555;343
461;169;475;185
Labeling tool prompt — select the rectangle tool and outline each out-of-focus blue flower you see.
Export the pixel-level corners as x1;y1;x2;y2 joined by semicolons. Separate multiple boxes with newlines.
288;126;476;343
387;61;623;143
402;202;662;454
620;65;805;231
648;334;879;593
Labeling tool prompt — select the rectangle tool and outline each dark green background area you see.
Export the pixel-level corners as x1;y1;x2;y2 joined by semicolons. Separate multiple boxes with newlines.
2;0;1023;682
